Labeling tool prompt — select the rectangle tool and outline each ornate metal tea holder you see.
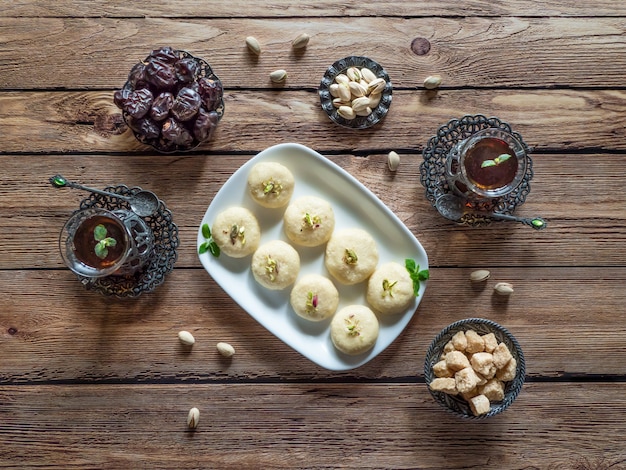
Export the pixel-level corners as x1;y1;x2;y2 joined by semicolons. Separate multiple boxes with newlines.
59;184;179;298
420;114;543;228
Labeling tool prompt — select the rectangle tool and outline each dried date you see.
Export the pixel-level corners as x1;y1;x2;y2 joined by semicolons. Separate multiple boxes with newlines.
150;91;174;121
171;87;202;122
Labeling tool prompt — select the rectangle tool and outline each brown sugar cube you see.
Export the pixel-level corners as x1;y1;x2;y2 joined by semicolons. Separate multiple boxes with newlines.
465;330;485;353
496;357;517;382
455;366;481;394
469;352;494;377
461;387;479;402
429;377;458;395
479;378;505;402
493;342;514;369
469;394;491;416
482;332;498;353
443;340;455;355
433;360;453;378
481;362;498;380
451;330;467;352
445;350;471;372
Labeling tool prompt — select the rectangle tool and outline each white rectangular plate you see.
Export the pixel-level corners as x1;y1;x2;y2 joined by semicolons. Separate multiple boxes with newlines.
197;143;428;371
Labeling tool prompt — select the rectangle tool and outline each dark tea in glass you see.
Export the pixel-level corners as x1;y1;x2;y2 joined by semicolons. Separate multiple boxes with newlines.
463;137;518;190
72;213;128;270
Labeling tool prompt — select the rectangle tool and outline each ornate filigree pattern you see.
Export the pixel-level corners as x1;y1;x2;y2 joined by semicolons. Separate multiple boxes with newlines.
74;185;179;297
420;115;534;227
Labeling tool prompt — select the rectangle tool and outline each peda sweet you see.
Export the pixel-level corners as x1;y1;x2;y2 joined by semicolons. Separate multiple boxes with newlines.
211;206;261;258
283;195;335;247
289;274;339;321
247;161;295;208
324;228;378;285
251;240;300;290
330;305;379;355
366;262;414;315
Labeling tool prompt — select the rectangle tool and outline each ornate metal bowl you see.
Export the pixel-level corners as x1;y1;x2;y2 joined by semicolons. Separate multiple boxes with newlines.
319;56;392;129
424;318;526;419
119;49;225;153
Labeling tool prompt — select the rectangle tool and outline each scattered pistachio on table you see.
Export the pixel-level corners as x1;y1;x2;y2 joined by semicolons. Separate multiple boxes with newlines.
245;36;261;55
217;342;236;358
423;74;442;90
292;33;310;49
178;330;195;346
387;151;400;171
187;407;200;430
329;66;386;120
469;269;491;283
494;282;514;296
270;69;288;83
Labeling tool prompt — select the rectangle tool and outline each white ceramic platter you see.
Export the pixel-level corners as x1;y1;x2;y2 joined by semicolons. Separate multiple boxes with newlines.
197;143;428;370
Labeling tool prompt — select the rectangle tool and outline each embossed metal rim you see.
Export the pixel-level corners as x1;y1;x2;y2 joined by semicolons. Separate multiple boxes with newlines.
424;318;526;419
121;49;225;154
74;185;179;298
318;55;392;129
419;114;534;226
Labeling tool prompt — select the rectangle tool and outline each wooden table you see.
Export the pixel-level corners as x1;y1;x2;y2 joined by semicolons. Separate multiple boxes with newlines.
2;1;626;468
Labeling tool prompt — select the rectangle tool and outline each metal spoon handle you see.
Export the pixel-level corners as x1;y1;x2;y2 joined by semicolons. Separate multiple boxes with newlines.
50;175;130;202
488;212;547;230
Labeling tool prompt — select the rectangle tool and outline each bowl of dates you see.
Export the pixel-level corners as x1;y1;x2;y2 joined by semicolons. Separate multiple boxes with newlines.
114;47;225;153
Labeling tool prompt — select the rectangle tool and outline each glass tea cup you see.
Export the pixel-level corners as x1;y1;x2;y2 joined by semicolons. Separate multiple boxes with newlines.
59;208;154;278
445;128;528;199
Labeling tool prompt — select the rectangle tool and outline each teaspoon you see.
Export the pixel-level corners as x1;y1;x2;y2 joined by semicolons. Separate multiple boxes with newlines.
50;174;160;217
435;193;547;230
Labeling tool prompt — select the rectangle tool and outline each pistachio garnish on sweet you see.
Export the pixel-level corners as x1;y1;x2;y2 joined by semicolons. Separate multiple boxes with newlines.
229;224;246;245
343;249;358;265
305;291;318;313
345;314;361;336
265;255;278;281
381;279;398;298
303;212;321;229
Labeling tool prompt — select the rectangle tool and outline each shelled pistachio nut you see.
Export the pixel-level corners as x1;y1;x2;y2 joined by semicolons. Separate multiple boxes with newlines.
245;36;261;55
328;66;387;121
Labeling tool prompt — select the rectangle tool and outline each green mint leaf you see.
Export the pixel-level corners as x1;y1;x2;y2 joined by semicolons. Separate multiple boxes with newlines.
405;258;417;274
104;237;117;248
495;153;512;164
94;241;108;259
418;269;430;281
208;242;221;257
198;242;209;255
94;224;107;241
202;223;211;239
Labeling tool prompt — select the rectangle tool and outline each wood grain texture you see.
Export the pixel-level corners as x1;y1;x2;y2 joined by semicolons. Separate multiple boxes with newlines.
1;90;626;153
1;267;625;382
2;1;626;468
1;17;625;89
1;383;626;469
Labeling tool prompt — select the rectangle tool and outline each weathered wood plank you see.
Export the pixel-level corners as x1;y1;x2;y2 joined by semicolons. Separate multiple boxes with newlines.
1;383;625;469
3;0;626;18
1;267;625;382
1;90;626;154
0;153;624;268
1;17;625;89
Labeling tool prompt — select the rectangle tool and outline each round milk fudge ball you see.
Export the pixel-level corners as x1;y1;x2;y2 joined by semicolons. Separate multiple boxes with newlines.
324;228;378;285
247;161;295;208
290;274;339;321
283;195;335;247
251;240;300;290
366;262;414;315
211;206;261;258
330;305;379;355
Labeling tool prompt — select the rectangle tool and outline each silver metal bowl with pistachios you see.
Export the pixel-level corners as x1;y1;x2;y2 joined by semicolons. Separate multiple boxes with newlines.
319;56;392;129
